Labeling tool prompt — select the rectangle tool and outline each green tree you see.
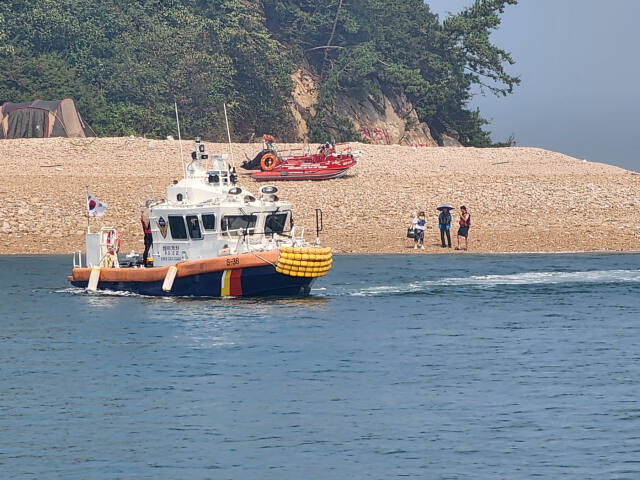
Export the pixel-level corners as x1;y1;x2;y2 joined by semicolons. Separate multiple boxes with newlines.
263;0;519;145
0;0;519;146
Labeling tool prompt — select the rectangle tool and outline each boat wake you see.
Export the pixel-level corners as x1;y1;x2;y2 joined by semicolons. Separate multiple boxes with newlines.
347;269;640;297
55;287;144;297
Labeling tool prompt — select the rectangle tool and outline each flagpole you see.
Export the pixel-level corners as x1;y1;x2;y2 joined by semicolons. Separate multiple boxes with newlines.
223;103;235;167
86;186;90;233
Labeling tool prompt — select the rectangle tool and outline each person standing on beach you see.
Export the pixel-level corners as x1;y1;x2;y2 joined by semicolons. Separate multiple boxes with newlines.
456;206;471;251
141;202;153;267
438;208;452;248
412;211;426;249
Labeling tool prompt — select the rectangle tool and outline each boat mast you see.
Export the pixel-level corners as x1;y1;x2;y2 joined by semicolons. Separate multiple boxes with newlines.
223;103;235;168
174;101;186;178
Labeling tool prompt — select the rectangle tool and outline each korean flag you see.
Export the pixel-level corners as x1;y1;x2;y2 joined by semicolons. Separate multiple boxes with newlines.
86;192;107;217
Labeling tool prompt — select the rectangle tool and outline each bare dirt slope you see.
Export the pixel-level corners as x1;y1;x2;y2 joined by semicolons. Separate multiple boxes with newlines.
0;137;638;254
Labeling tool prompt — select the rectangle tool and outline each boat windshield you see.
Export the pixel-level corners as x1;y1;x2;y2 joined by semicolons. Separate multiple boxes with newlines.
168;215;188;240
222;215;257;236
186;215;202;239
265;212;289;235
201;214;216;231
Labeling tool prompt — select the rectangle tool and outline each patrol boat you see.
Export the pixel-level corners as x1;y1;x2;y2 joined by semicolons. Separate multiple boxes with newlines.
68;138;332;296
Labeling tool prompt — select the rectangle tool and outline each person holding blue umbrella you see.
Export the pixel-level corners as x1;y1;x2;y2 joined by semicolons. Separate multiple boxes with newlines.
437;204;453;248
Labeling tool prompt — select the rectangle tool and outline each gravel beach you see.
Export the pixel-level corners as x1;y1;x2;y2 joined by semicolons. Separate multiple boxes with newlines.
0;137;638;255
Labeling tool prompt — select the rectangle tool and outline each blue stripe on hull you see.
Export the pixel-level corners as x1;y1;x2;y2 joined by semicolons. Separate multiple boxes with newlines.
70;266;314;297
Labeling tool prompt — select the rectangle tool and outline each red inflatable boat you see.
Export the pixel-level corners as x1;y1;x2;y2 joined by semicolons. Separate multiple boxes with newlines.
242;137;359;181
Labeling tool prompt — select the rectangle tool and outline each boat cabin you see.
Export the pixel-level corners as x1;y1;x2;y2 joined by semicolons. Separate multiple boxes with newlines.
81;139;300;269
149;139;296;266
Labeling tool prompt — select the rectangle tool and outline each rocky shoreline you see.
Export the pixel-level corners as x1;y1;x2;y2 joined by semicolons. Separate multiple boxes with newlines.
0;137;638;255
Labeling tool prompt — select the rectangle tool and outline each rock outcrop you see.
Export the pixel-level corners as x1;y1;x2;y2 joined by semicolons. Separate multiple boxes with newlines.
289;69;318;140
289;68;448;146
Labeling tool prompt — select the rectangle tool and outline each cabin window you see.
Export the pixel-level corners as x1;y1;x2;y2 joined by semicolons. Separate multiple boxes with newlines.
186;215;202;239
222;215;257;235
201;214;216;231
168;215;188;240
265;212;289;235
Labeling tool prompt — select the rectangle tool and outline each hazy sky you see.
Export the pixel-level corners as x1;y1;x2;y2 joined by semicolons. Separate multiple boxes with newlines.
427;0;640;171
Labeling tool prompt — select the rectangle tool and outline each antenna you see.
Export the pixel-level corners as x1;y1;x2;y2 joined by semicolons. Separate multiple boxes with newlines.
315;208;323;245
174;101;186;177
223;103;235;167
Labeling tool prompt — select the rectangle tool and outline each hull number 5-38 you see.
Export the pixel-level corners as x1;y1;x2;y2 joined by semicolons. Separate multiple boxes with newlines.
226;257;240;267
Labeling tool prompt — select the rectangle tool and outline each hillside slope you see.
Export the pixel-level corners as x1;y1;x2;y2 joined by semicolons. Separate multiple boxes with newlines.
0;1;519;145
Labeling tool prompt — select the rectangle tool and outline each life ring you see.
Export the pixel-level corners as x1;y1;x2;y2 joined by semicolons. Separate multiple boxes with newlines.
106;230;120;255
260;152;277;171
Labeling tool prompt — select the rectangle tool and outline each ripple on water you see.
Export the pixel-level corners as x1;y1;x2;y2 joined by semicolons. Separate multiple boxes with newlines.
1;254;640;478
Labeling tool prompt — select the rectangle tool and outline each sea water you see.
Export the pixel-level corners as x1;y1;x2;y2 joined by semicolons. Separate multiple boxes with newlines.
1;253;640;479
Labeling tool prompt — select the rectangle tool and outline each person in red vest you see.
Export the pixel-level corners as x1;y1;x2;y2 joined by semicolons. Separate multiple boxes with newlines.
141;202;153;266
456;206;471;251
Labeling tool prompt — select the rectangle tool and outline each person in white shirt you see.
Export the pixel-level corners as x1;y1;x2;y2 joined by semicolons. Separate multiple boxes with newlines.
412;211;426;249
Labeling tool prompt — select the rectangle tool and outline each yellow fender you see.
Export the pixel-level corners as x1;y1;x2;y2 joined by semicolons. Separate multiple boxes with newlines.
276;246;334;278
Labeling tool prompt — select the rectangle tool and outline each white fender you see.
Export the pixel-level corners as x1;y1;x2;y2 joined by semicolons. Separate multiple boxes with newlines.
162;265;178;292
88;266;101;292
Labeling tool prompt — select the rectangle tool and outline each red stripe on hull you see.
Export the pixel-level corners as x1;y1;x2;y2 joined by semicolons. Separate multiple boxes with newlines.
230;268;243;296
